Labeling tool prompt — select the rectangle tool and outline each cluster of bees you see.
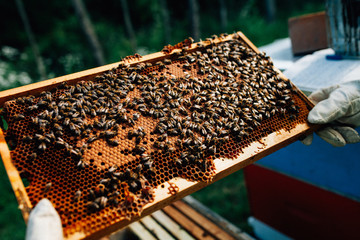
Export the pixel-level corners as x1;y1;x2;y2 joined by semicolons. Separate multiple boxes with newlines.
2;34;301;226
162;37;194;54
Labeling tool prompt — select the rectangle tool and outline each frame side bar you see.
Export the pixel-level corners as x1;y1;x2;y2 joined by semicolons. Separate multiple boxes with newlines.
0;128;32;222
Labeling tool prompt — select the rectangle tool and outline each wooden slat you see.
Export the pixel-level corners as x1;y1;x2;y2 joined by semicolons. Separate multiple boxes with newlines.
182;196;253;240
172;201;236;240
238;32;260;54
128;221;157;240
163;205;215;240
152;210;195;240
140;215;176;240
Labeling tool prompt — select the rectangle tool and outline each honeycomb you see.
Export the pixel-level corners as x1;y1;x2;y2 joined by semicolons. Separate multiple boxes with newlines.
0;33;312;238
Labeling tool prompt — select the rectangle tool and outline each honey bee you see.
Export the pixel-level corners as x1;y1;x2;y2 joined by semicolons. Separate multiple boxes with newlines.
175;158;183;167
38;142;47;152
95;184;105;195
22;135;33;143
88;189;96;200
63;118;70;126
168;128;178;136
140;154;151;163
133;112;140;120
97;196;108;208
70;149;82;159
157;134;167;142
37;99;49;108
143;160;153;169
134;145;146;154
29;152;37;161
45;132;56;142
107;139;119;147
44;182;52;193
108;165;118;174
99;178;111;186
87;136;98;144
86;201;99;211
77;160;87;169
164;58;172;65
104;130;117;139
74;190;81;202
14;114;25;120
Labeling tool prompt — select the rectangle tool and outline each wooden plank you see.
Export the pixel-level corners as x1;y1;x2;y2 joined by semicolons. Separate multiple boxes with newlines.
172;200;236;240
182;196;253;240
162;205;215;240
128;221;157;240
152;210;195;240
140;215;176;240
238;32;260;54
288;12;328;55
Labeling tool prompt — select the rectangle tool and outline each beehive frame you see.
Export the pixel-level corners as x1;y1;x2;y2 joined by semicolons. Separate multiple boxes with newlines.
0;32;320;240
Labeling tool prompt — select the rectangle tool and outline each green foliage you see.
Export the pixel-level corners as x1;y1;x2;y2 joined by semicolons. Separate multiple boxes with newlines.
0;0;324;86
0;159;26;240
191;170;253;233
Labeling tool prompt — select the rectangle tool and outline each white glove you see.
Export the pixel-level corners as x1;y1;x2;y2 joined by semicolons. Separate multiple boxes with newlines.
26;199;63;240
302;80;360;147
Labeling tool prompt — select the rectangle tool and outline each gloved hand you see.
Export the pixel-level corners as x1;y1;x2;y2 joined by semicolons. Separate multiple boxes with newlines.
302;80;360;147
25;199;63;240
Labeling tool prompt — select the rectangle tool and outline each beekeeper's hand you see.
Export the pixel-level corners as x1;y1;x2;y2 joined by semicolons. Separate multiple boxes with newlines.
26;199;63;240
302;80;360;147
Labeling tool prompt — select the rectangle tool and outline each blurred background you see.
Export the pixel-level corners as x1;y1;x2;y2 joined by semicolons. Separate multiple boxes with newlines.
0;0;324;239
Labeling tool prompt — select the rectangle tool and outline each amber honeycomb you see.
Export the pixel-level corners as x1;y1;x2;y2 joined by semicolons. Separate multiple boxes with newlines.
1;33;311;238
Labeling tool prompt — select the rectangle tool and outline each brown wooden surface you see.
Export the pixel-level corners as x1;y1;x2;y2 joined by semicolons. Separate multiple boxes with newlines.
182;196;253;240
140;215;176;240
288;12;328;55
172;200;236;240
163;205;215;240
151;210;195;240
127;197;250;240
0;32;321;240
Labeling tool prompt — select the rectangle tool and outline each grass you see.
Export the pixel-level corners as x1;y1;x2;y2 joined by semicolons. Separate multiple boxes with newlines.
191;169;253;234
0;160;26;240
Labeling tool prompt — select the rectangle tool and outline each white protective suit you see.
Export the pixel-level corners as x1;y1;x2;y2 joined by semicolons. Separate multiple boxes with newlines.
25;199;63;240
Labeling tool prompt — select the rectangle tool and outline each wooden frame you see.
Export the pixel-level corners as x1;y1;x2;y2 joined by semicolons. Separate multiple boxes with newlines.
0;32;320;239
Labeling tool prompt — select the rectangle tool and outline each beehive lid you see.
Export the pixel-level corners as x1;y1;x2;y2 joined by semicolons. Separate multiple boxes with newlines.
0;32;320;240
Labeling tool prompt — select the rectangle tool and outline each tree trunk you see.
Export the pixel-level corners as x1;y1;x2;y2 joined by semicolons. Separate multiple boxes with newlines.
189;0;200;41
159;0;171;44
264;0;276;22
15;0;47;80
219;0;228;32
71;0;105;66
120;0;137;51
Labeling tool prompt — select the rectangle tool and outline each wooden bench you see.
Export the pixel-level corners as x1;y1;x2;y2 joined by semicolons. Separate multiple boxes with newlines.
105;196;253;240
